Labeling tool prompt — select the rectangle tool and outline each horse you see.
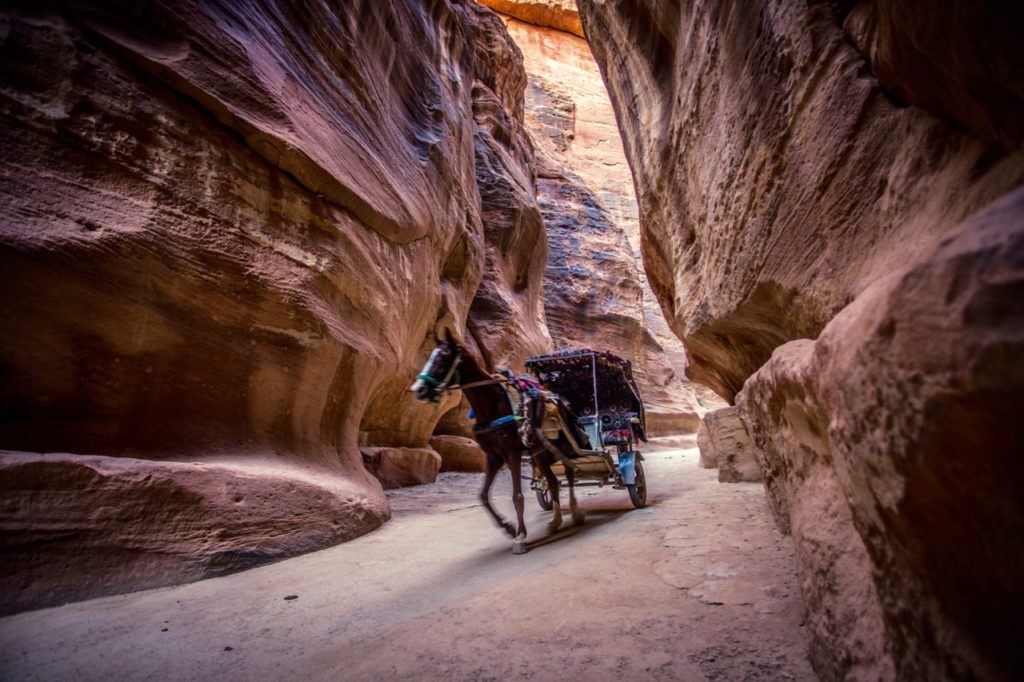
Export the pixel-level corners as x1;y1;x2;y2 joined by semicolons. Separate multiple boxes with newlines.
410;330;584;554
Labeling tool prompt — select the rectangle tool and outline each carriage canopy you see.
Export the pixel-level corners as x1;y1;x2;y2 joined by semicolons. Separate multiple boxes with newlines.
524;349;646;439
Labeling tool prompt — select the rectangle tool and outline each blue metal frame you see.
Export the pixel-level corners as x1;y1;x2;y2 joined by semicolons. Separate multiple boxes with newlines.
617;451;637;485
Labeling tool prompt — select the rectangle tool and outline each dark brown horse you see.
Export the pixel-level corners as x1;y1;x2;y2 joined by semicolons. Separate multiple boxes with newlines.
410;330;583;553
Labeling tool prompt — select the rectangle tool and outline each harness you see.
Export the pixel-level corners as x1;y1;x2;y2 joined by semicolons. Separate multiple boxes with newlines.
421;349;552;441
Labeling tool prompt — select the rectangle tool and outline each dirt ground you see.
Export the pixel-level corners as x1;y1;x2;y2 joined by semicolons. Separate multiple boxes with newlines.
0;437;815;681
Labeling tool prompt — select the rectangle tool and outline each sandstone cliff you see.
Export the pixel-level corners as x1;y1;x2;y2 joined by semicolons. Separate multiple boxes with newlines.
486;12;720;433
578;0;1024;678
0;0;546;613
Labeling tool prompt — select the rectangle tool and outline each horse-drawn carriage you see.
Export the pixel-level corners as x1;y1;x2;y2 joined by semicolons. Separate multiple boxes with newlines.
523;349;648;509
412;332;649;553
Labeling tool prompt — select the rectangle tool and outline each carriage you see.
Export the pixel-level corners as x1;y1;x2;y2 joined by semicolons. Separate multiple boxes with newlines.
522;349;648;509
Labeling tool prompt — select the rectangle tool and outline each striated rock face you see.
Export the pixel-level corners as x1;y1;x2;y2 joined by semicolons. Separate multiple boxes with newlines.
696;407;759;483
579;0;1024;402
477;0;583;38
494;13;714;434
464;5;553;372
739;191;1024;680
578;0;1024;678
0;0;547;611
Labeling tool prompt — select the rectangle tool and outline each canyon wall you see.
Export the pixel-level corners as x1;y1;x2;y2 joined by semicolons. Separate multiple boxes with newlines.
578;0;1024;679
486;12;721;433
0;0;547;613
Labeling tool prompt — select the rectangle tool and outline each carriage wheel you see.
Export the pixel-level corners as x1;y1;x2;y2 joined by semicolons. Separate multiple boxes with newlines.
628;461;647;508
536;485;553;511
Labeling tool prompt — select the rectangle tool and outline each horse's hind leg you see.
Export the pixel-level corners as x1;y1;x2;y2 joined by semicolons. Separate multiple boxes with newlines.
509;455;528;554
540;461;563;533
565;466;585;526
480;453;515;538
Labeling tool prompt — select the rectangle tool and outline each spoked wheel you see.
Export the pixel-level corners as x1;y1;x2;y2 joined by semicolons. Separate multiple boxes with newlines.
628;460;647;508
536;484;553;511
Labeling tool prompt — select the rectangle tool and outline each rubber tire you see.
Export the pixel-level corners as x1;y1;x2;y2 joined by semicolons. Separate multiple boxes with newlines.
627;460;647;508
536;486;553;511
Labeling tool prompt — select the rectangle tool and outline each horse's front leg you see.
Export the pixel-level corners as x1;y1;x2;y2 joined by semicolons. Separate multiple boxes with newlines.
509;454;528;554
480;453;515;538
565;465;585;526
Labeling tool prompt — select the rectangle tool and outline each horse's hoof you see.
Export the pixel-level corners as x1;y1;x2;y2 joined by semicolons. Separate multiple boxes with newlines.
512;541;528;555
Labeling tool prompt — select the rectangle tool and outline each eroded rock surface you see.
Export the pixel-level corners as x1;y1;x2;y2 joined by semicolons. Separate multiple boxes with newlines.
578;0;1024;678
739;191;1024;681
579;0;1024;402
429;435;486;472
495;14;712;434
0;451;388;616
477;0;583;37
0;0;547;611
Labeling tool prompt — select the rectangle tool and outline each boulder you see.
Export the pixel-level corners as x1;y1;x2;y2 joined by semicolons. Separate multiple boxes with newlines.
360;447;442;490
430;435;487;473
695;407;759;483
695;420;716;469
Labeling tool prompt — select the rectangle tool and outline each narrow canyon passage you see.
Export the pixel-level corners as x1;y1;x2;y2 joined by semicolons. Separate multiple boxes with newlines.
0;440;813;681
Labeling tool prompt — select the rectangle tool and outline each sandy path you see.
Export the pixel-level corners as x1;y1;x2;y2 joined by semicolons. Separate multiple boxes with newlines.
0;439;814;680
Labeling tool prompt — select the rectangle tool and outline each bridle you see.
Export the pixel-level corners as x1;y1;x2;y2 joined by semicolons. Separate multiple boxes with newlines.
416;347;504;394
416;348;462;392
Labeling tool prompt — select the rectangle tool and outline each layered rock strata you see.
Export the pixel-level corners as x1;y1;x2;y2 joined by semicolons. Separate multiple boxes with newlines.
0;0;547;612
493;13;715;434
739;190;1024;680
579;0;1024;402
578;0;1024;678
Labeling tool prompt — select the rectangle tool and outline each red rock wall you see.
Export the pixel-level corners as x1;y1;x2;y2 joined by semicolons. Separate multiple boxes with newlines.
579;0;1024;402
578;0;1024;678
0;0;546;613
477;11;720;433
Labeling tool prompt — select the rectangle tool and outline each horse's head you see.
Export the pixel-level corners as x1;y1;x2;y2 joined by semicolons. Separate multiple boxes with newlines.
410;329;462;403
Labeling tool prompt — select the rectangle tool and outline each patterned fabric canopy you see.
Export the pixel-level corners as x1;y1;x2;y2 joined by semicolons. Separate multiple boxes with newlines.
524;349;646;438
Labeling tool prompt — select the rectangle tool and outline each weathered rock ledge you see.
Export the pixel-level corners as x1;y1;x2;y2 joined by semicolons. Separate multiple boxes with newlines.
0;451;389;615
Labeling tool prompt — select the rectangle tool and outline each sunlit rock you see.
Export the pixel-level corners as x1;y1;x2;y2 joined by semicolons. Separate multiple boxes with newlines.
477;0;583;37
494;13;714;434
